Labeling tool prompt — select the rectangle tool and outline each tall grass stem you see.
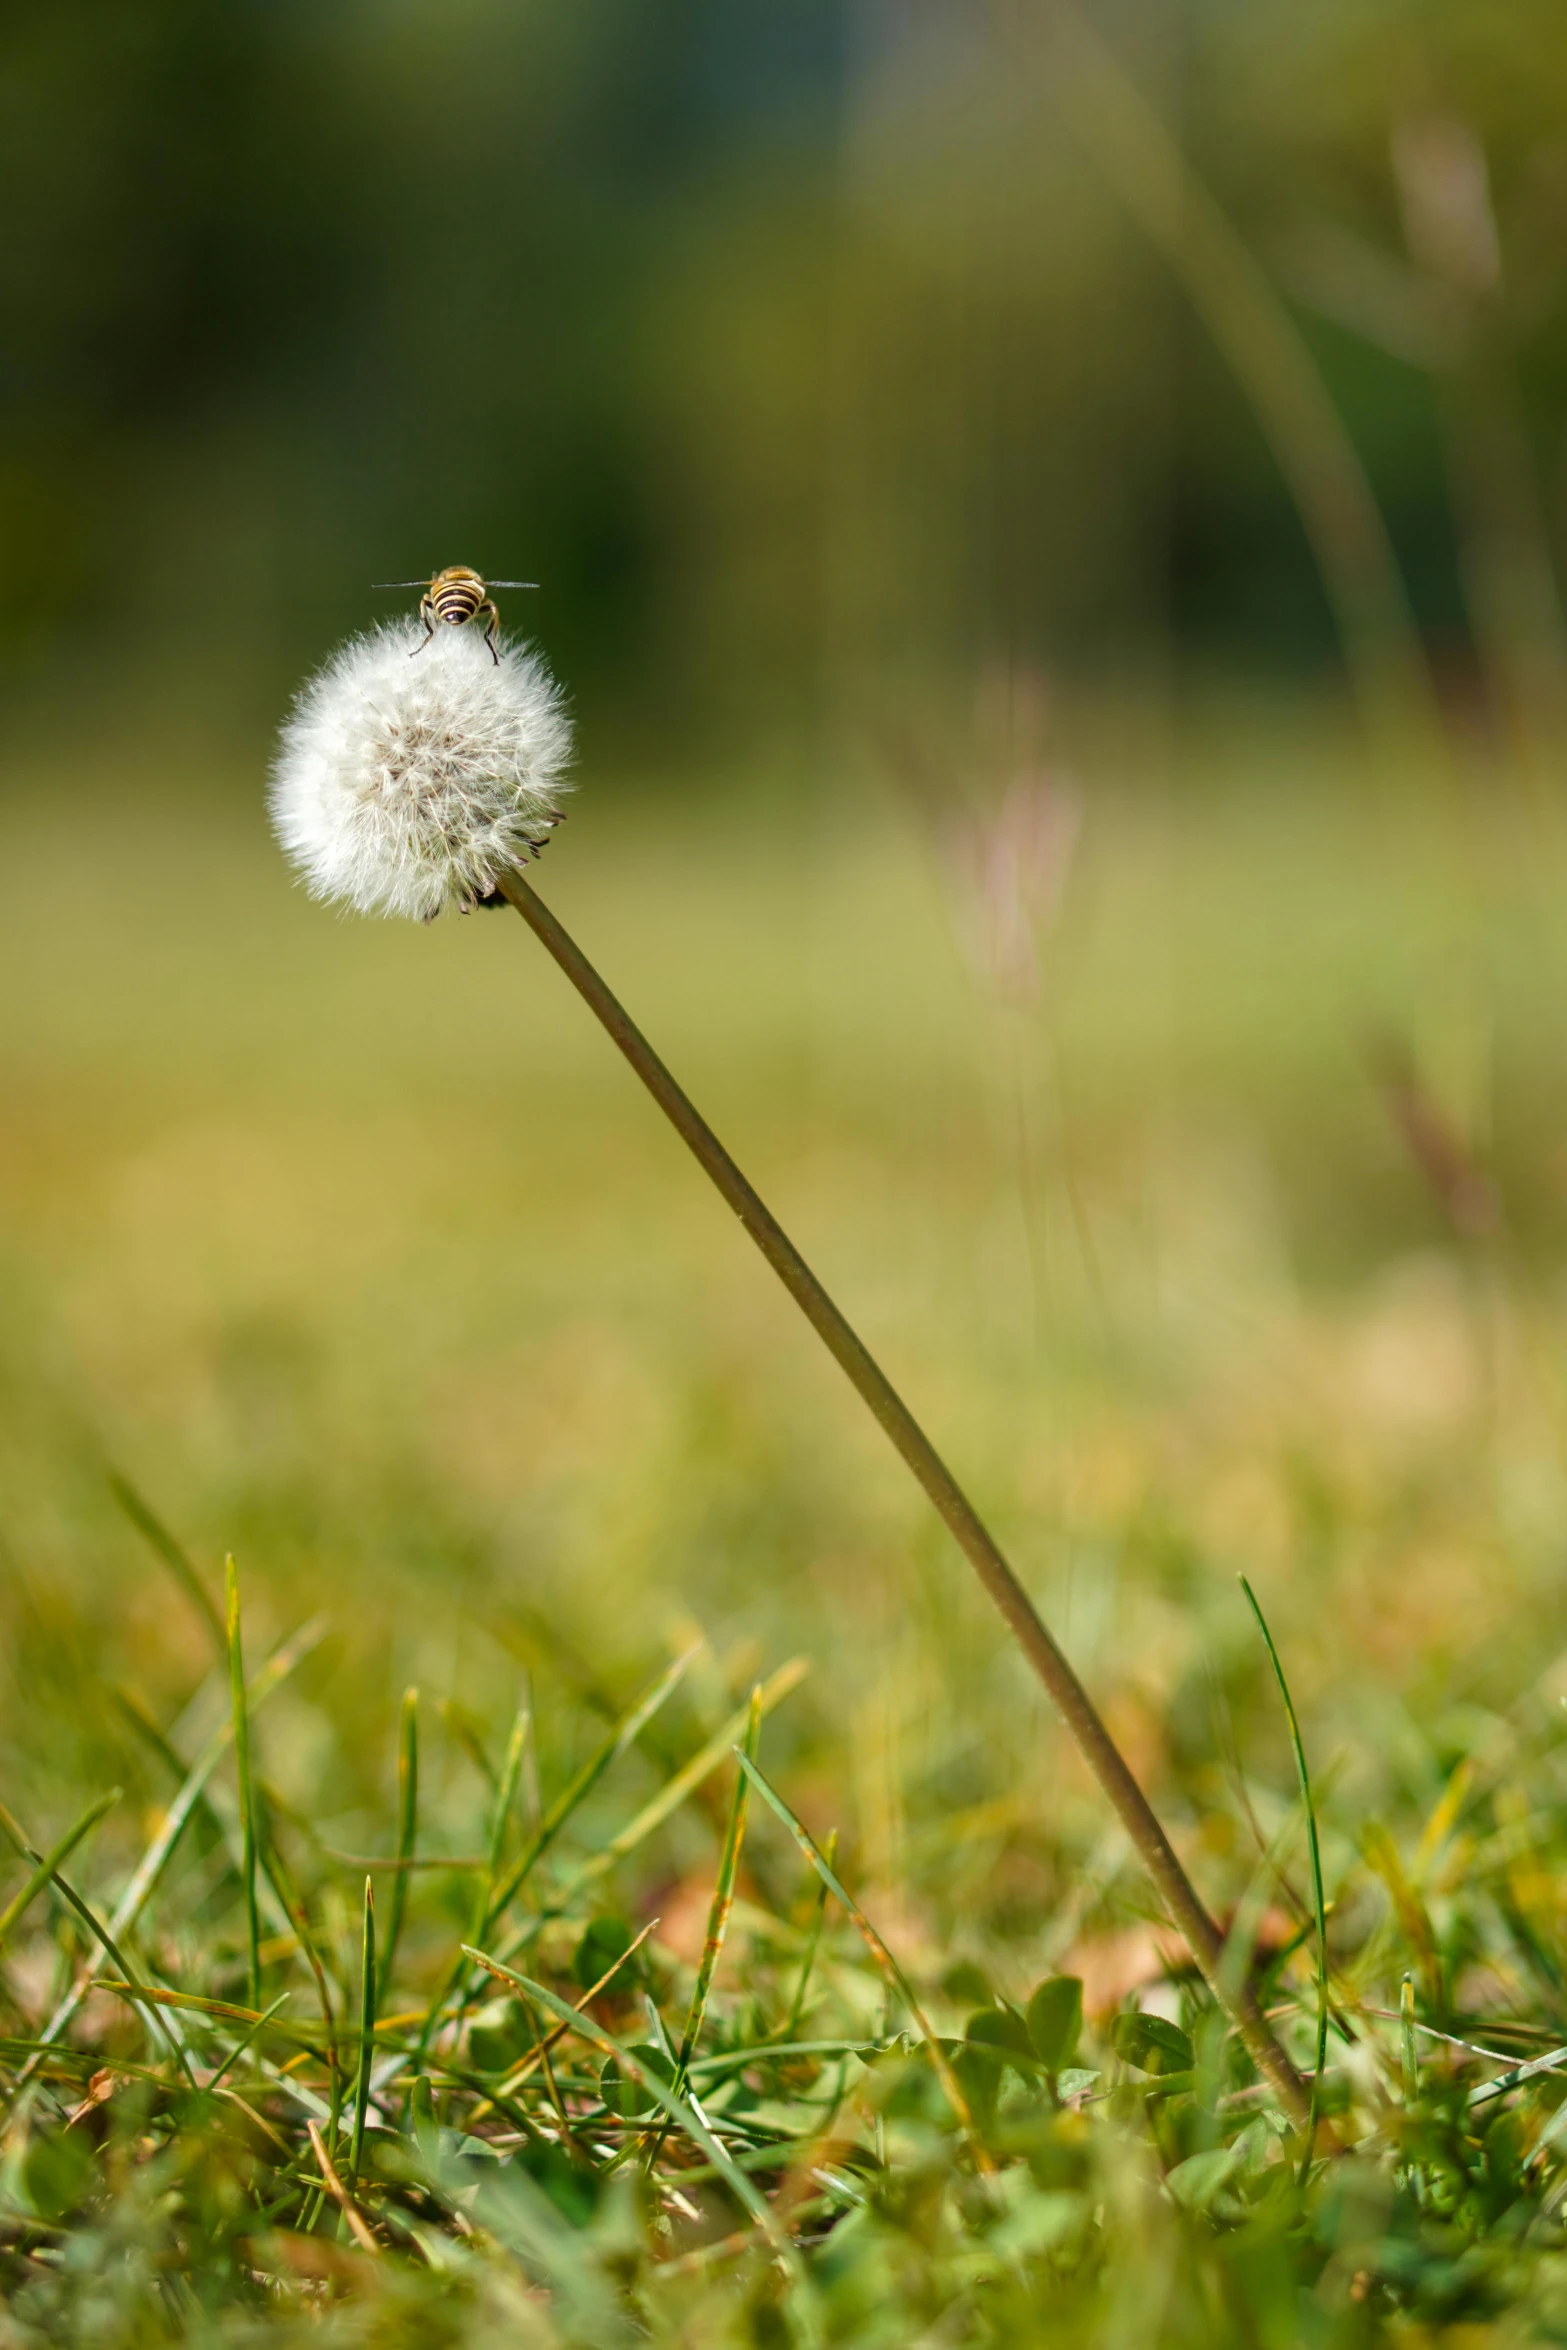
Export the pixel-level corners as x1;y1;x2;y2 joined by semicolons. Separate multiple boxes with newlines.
380;1688;418;2011
1028;0;1436;764
497;867;1307;2121
225;1557;263;2013
1240;1578;1330;2170
351;1877;376;2184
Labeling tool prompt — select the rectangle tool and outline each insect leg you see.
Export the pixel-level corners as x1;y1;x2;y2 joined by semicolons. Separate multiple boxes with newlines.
410;596;436;658
479;600;501;665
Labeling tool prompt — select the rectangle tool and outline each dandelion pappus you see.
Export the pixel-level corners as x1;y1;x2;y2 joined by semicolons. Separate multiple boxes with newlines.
371;566;538;665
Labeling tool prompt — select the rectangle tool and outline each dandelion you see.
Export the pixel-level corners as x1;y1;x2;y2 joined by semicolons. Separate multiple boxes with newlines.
270;606;1307;2122
269;620;571;922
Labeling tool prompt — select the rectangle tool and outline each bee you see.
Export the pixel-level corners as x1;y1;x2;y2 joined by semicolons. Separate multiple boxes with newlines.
372;566;537;664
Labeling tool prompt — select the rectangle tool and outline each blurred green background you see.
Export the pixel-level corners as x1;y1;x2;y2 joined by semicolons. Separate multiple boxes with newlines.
8;0;1567;757
5;0;1567;1964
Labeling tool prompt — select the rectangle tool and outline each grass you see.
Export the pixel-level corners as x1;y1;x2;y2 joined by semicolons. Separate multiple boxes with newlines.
7;730;1567;2339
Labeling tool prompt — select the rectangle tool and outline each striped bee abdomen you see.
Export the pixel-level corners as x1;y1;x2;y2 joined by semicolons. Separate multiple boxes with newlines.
429;568;486;625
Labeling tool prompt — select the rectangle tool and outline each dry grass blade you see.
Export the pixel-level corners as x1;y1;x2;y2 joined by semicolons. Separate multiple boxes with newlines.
306;2118;380;2255
93;1979;320;2050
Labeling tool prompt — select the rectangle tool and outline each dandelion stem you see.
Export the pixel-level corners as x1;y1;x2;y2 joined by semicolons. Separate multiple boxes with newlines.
496;866;1307;2123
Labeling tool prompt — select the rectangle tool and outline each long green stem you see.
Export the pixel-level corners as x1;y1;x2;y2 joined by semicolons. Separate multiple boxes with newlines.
1240;1576;1329;2174
226;1556;262;2014
350;1877;376;2187
497;867;1307;2124
379;1687;418;2014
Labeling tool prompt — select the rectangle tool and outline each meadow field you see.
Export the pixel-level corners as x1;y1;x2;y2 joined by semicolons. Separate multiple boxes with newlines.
8;0;1567;2331
7;723;1567;2340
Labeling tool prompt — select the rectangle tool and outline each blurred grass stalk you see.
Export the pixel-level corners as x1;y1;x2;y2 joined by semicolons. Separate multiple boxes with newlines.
1388;110;1567;777
1023;0;1440;768
495;866;1308;2123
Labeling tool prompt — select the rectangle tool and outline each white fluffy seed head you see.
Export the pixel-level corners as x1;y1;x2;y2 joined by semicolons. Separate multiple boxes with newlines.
269;620;572;921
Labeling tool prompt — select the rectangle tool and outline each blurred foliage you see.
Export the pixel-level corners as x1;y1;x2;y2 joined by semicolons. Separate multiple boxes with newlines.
4;0;1567;761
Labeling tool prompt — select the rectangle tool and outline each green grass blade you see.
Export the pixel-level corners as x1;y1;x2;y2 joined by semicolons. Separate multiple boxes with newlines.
379;1688;418;2014
733;1750;988;2165
1240;1574;1329;2178
440;1701;528;2046
226;1557;263;2011
1467;2039;1567;2107
118;1682;325;2027
107;1469;225;1651
520;1657;808;1935
0;1790;120;1954
18;1617;327;2079
1401;1972;1419;2106
438;1698;531;2045
36;1858;192;2081
351;1877;376;2184
784;1827;838;2040
206;1992;292;2093
259;1829;341;2108
471;1916;662;2122
481;1699;529;1920
422;1656;695;2064
461;1944;803;2279
675;1687;759;2091
414;1686;547;2066
483;1644;701;1931
442;1700;498;1795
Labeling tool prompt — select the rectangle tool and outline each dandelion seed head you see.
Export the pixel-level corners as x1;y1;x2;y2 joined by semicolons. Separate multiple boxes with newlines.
269;620;572;921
